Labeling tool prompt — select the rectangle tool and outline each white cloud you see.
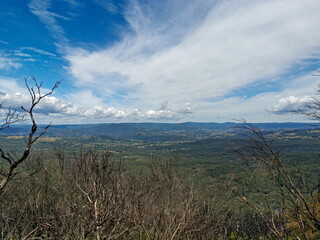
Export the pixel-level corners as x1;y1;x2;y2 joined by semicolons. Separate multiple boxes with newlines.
265;73;320;116
0;91;124;118
0;90;192;123
269;96;313;114
65;0;320;120
188;72;320;122
0;77;192;123
129;103;193;120
65;90;105;109
0;78;27;94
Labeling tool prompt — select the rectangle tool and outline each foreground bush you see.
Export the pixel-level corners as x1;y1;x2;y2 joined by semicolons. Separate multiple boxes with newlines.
3;145;315;239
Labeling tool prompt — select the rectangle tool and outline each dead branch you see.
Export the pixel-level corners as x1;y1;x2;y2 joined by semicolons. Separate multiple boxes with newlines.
0;77;60;194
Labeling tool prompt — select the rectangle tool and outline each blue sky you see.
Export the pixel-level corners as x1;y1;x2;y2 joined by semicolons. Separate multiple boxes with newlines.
1;0;320;123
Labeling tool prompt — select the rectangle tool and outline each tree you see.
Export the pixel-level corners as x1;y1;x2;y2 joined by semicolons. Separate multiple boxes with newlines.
0;77;60;194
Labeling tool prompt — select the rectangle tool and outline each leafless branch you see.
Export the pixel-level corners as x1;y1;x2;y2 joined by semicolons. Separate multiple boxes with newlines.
0;106;24;131
0;77;60;194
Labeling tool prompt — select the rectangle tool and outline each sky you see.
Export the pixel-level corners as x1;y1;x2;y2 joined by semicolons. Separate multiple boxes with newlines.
1;0;320;124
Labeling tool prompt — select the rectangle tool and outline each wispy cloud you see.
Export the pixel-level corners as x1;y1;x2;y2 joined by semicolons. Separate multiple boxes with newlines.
0;40;9;45
13;53;32;58
20;47;57;57
0;55;21;70
28;0;69;46
0;49;43;69
63;0;80;8
92;0;118;13
65;0;320;122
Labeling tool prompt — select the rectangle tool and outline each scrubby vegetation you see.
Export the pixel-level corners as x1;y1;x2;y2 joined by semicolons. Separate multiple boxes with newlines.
0;79;320;239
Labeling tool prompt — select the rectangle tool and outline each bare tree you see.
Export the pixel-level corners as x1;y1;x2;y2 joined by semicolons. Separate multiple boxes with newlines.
298;88;320;121
295;72;320;121
0;77;60;194
235;120;320;240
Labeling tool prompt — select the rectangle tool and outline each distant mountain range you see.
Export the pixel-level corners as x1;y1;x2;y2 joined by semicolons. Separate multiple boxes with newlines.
1;122;318;141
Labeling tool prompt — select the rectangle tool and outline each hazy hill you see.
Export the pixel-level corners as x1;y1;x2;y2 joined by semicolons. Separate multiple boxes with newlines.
0;122;318;141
